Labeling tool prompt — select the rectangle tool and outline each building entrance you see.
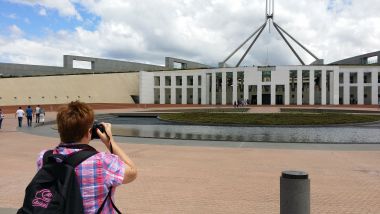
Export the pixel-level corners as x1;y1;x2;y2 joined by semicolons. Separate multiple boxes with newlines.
262;94;271;105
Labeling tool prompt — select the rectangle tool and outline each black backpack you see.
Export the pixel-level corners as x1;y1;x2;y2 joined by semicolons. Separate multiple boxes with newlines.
17;145;121;214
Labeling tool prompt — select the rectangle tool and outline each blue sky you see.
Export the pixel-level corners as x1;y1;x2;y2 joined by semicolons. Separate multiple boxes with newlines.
0;0;379;67
0;0;99;39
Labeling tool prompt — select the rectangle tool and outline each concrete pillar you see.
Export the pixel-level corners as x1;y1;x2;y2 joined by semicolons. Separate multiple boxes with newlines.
372;71;378;105
193;75;198;104
63;55;73;68
309;70;315;105
205;74;210;104
297;70;302;105
233;72;237;104
321;69;327;105
280;171;310;214
244;81;249;101
257;84;262;105
171;75;176;104
271;84;276;105
212;72;216;105
333;70;340;105
358;71;364;105
160;75;165;104
285;83;290;105
201;74;207;105
182;75;187;104
222;72;227;105
343;72;350;104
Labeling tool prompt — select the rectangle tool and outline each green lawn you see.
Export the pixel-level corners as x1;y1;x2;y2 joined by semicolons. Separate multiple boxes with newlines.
159;112;380;125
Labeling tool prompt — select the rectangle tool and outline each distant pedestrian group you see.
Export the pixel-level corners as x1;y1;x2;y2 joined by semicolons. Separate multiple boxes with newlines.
233;99;250;108
14;105;45;128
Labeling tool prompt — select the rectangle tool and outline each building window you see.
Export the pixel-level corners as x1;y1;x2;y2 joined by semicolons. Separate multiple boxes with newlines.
176;76;182;86
350;72;357;83
187;76;193;86
364;72;371;83
154;76;160;86
198;75;202;86
216;73;222;92
289;70;297;91
165;76;171;86
262;70;271;82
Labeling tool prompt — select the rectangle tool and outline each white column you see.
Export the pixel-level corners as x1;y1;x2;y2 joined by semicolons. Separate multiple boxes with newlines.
244;83;249;101
193;75;198;104
333;70;340;105
343;72;350;104
321;69;327;105
211;72;216;105
232;72;237;104
297;69;302;105
205;74;210;104
358;71;364;105
285;83;290;105
257;84;262;105
171;75;176;104
222;72;227;105
271;84;276;105
309;70;315;105
201;74;207;104
160;75;165;104
372;71;378;105
182;75;187;104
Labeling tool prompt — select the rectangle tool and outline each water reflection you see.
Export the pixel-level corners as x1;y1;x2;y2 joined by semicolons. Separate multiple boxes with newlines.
107;117;380;144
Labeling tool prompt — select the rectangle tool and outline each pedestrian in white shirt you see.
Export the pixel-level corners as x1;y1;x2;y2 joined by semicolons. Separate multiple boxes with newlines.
15;107;25;128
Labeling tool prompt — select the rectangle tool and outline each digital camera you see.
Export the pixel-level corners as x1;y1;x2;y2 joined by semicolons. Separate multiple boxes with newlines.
91;121;105;140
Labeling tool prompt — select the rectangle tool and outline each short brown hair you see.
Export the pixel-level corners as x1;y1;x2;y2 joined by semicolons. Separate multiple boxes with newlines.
57;101;94;143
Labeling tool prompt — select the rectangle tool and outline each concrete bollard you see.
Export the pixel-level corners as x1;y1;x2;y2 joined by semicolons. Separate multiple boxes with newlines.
280;171;310;214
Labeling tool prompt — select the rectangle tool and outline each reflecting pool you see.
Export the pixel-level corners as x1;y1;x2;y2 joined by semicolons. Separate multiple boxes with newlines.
104;116;380;144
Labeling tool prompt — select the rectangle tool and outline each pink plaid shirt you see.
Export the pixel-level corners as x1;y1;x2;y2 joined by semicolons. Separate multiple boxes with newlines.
37;145;126;214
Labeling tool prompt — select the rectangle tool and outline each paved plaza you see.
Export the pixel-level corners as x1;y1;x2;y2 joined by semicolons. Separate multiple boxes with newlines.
0;107;379;213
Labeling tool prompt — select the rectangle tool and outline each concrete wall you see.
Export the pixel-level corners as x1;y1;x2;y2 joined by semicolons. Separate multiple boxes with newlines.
64;55;165;72
0;73;139;106
0;55;165;77
165;57;211;69
330;51;380;65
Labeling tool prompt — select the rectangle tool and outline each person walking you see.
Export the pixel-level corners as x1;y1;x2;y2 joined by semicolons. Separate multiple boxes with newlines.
35;105;41;123
0;109;4;129
39;107;45;125
25;106;33;127
15;107;25;127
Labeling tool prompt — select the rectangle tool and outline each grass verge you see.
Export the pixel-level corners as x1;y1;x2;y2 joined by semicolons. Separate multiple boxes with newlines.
159;112;380;125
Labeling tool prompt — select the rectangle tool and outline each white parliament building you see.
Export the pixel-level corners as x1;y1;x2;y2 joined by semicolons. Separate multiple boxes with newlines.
139;63;380;106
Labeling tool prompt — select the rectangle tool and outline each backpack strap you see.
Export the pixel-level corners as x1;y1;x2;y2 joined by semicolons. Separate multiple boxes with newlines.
96;187;122;214
42;150;54;165
42;146;98;168
64;150;98;168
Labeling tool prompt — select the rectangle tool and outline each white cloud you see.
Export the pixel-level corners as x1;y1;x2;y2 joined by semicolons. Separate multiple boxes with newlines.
9;0;82;20
1;0;380;66
38;8;47;16
8;25;24;38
